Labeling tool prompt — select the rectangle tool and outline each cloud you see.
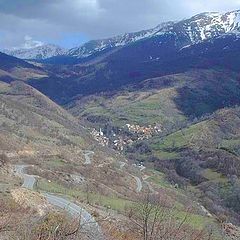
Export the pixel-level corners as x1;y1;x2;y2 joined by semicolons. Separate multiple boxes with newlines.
20;36;44;49
0;0;239;48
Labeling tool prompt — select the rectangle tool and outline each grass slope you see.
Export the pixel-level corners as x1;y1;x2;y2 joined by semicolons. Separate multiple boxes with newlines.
68;69;240;134
0;52;48;82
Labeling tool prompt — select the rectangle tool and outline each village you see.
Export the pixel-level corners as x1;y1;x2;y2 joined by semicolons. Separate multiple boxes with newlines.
90;123;162;151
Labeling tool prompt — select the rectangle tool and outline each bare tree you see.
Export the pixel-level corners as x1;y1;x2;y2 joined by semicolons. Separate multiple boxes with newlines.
0;153;9;167
0;198;20;234
128;191;214;240
0;213;11;233
14;211;103;240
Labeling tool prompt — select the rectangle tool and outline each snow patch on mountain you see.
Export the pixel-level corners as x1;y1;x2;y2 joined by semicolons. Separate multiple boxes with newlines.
68;22;174;58
3;10;240;61
181;10;240;44
68;10;240;59
3;44;66;60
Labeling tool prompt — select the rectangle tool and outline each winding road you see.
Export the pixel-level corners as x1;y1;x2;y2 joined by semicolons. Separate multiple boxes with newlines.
85;154;143;193
15;164;103;239
119;161;126;170
15;165;36;190
133;176;143;192
118;161;143;193
84;150;94;165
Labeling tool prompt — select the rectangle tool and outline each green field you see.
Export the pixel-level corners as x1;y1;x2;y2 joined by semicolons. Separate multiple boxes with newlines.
36;179;132;212
37;178;218;232
69;88;187;129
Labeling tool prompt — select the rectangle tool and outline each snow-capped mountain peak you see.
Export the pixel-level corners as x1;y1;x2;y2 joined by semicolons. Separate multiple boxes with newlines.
2;44;66;60
68;10;240;59
2;10;240;61
68;21;175;58
178;10;240;43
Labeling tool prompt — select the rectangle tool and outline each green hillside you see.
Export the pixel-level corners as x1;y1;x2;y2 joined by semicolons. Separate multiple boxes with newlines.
68;69;240;133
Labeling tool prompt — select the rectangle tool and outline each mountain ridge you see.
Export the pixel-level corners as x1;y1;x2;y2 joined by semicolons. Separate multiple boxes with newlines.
65;9;240;60
0;52;48;82
3;9;240;61
2;44;66;60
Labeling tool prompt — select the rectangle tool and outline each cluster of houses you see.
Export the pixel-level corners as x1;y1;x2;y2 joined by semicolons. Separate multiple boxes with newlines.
113;137;133;151
222;223;240;240
90;123;163;151
125;123;162;139
90;128;109;146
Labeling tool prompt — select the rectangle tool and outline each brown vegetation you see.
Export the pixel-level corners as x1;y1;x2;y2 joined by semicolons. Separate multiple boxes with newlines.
127;192;214;240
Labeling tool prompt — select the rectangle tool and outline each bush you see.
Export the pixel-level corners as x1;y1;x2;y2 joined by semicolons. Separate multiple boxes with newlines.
0;154;9;167
125;141;152;154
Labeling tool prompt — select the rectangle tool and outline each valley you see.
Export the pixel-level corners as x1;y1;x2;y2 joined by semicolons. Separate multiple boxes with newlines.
1;8;240;240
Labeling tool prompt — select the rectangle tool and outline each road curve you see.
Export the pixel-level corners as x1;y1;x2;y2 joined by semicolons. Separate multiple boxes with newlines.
119;161;126;170
84;150;94;165
15;165;36;190
133;176;143;192
15;165;103;239
118;162;143;192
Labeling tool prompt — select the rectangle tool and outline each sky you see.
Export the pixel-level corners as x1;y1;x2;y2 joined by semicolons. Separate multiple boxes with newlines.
0;0;239;49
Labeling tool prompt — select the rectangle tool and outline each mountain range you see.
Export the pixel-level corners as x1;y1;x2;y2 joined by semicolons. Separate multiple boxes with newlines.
2;10;240;61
